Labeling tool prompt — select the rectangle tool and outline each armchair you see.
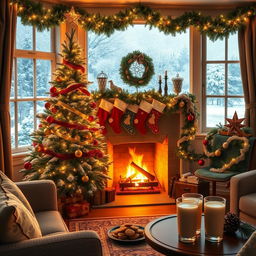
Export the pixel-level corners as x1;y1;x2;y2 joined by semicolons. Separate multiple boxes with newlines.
230;170;256;226
0;180;102;256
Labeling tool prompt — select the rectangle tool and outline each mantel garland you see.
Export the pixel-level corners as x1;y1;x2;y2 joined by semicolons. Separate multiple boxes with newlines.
11;0;256;40
92;89;205;162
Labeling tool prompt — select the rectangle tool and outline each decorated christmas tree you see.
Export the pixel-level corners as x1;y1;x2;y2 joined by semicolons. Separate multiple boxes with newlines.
21;30;109;198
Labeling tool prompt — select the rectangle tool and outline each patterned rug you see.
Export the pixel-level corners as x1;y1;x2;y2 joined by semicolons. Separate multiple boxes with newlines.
68;215;166;256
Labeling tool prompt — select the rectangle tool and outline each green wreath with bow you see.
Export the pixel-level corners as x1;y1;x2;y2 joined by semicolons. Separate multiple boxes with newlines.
119;50;154;88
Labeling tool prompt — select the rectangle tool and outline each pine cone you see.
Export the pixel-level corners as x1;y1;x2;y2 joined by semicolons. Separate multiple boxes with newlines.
224;212;240;234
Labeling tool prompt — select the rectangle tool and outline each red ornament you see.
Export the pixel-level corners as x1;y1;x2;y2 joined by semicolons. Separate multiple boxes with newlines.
203;139;208;146
93;140;98;146
51;92;58;97
88;116;94;122
187;114;195;121
46;116;54;123
51;107;58;114
38;124;43;128
90;102;97;109
36;145;44;152
24;162;32;170
198;159;205;166
50;86;57;94
32;141;37;147
45;102;51;109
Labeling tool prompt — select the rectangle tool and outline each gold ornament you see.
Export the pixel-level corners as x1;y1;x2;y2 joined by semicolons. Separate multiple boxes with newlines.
86;132;92;139
215;149;222;157
82;175;89;182
75;149;83;158
64;7;81;25
222;142;229;149
44;128;51;135
75;135;80;141
224;111;246;136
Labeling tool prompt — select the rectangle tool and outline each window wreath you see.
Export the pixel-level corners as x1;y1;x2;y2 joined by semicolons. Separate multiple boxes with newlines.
119;50;154;88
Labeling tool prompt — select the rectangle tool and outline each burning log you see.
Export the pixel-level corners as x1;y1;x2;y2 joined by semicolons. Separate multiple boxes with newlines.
124;172;138;183
130;161;155;181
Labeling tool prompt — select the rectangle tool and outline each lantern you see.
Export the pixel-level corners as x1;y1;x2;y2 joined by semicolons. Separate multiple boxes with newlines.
172;73;183;95
97;71;108;92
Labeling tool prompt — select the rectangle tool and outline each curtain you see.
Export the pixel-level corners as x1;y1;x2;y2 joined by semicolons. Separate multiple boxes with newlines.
0;0;17;178
238;17;256;136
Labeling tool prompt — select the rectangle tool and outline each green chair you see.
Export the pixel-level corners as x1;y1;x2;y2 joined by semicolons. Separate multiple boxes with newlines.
195;134;256;195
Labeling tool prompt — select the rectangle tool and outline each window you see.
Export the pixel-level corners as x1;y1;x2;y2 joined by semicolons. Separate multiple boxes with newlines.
88;24;190;93
202;33;244;130
11;17;55;152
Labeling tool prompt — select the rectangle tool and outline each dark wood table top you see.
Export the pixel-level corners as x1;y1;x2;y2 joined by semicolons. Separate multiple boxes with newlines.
144;215;247;256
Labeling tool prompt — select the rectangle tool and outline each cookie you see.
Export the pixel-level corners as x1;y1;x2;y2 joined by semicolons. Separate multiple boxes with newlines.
125;228;136;237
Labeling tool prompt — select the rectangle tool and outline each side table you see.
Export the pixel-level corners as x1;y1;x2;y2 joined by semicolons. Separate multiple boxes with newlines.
144;215;246;256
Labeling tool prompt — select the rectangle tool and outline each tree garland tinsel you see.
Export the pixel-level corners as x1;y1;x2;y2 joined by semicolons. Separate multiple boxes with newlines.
119;50;154;88
11;0;256;40
92;89;204;162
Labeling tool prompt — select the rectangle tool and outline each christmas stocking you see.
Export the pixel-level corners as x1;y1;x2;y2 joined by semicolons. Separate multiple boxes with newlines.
108;98;128;134
97;99;113;134
134;100;153;135
121;104;139;135
147;99;166;134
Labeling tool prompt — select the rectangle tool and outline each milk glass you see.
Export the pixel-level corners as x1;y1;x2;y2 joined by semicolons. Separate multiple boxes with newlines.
176;197;199;243
182;193;203;235
204;196;226;242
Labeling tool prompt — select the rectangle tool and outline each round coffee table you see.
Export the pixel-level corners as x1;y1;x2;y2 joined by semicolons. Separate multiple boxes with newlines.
144;215;246;256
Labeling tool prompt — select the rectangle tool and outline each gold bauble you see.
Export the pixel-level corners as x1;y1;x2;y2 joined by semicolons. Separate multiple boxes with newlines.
75;135;80;141
75;149;83;158
86;132;92;139
222;142;229;149
215;149;222;157
179;101;185;108
82;175;89;182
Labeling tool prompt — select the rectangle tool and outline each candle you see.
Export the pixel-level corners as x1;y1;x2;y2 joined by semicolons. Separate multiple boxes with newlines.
204;199;226;242
165;70;167;76
159;75;162;81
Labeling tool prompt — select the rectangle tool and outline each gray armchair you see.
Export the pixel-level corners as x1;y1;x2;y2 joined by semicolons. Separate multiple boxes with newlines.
0;180;102;256
230;170;256;226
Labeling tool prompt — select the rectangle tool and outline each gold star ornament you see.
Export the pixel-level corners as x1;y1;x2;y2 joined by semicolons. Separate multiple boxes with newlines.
64;7;81;25
225;111;246;136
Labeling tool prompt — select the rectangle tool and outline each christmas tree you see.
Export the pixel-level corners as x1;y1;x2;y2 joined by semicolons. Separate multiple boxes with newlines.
22;30;109;198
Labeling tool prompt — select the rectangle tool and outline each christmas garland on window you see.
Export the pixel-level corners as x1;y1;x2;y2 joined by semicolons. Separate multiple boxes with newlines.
119;51;154;88
11;0;256;40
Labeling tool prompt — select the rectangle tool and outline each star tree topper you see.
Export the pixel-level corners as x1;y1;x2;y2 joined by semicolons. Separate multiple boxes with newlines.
64;7;81;25
225;111;246;136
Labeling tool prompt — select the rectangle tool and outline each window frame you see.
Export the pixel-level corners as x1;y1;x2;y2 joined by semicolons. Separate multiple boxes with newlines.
201;34;243;132
11;25;56;153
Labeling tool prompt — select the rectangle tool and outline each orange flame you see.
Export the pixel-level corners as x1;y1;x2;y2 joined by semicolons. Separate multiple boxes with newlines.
126;148;148;183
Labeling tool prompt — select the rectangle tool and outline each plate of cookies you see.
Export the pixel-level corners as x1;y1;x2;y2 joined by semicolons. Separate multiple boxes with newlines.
108;224;145;242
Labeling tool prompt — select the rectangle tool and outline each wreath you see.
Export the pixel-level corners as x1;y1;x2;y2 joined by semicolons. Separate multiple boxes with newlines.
119;50;154;88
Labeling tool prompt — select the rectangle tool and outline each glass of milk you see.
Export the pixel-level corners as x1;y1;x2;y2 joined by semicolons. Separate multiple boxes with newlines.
182;193;203;235
176;197;199;243
204;196;226;242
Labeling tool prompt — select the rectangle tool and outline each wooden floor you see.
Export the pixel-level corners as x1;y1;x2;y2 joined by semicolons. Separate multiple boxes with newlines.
85;204;176;218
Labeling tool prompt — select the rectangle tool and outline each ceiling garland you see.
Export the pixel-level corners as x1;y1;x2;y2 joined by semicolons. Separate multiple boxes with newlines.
10;0;256;40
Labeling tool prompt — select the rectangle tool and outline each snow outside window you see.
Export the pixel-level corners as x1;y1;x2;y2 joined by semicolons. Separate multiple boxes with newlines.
11;17;55;152
88;24;190;94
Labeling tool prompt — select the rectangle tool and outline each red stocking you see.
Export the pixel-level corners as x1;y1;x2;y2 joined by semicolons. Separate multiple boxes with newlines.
108;99;128;134
147;99;166;134
134;100;153;135
97;99;113;134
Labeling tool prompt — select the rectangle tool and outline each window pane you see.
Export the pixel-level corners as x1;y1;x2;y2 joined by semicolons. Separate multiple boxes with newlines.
228;63;243;96
206;64;225;95
36;29;51;52
36;101;45;126
10;102;15;148
16;17;33;50
88;25;190;93
227;98;245;120
206;37;225;61
36;60;51;97
17;58;34;98
11;61;15;98
18;101;34;147
228;33;239;60
206;97;225;127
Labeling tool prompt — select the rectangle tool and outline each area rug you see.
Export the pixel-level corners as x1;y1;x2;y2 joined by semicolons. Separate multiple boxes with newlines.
68;215;166;256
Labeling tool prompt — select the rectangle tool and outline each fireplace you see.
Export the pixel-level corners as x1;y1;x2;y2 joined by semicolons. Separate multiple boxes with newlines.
105;112;181;198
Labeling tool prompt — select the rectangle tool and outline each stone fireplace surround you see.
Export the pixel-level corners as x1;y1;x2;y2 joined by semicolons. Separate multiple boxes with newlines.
105;113;181;196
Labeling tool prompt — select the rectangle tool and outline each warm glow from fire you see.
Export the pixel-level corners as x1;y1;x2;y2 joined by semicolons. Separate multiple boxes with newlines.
126;148;148;183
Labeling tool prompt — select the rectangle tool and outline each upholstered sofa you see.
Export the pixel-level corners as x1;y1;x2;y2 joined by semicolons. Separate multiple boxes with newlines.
0;180;102;256
230;169;256;226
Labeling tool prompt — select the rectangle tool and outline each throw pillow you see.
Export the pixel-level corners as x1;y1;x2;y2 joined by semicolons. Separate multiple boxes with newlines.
0;171;35;216
0;184;42;243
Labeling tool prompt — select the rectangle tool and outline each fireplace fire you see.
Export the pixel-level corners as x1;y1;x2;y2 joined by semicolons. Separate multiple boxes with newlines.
116;148;160;195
